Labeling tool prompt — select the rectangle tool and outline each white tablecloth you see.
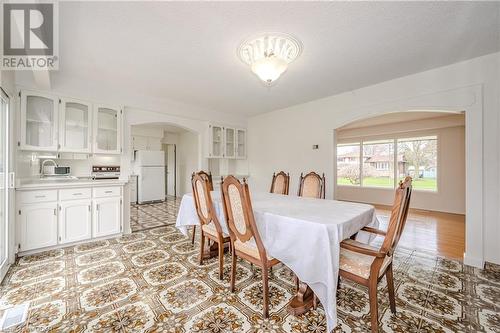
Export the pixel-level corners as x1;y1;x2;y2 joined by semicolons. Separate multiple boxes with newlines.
176;191;378;332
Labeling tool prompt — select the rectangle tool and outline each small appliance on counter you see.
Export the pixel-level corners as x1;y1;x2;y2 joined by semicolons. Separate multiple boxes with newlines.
92;166;121;180
41;159;71;176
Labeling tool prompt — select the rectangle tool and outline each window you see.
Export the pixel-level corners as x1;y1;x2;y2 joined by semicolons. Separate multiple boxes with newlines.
397;136;437;191
336;143;360;186
362;139;394;188
336;135;438;191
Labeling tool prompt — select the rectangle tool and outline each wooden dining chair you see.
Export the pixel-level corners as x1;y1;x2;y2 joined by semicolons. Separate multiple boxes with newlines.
191;172;230;280
221;176;281;318
297;172;326;199
191;171;214;244
270;171;290;195
338;176;412;333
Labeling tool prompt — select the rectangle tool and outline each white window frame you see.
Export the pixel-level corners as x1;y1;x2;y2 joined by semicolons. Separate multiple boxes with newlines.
336;134;438;192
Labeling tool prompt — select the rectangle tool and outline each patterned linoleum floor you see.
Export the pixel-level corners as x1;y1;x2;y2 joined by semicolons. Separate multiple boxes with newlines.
0;226;499;332
130;197;181;232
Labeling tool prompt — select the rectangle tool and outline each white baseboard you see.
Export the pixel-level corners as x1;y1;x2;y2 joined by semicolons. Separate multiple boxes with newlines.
463;252;484;268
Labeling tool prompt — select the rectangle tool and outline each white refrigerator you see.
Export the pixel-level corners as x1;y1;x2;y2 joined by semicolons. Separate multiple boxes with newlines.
135;150;165;203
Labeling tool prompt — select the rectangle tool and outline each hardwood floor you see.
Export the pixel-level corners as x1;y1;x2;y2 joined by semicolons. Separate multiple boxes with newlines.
374;205;465;261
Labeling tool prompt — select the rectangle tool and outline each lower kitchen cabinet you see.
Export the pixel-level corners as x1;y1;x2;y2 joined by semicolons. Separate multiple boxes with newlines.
59;199;92;244
93;197;121;238
19;202;58;251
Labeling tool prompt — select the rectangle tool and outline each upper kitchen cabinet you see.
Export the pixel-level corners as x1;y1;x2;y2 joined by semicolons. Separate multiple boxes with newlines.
20;90;59;151
224;127;235;158
59;98;92;153
94;105;122;154
236;128;246;159
208;124;223;158
207;124;246;159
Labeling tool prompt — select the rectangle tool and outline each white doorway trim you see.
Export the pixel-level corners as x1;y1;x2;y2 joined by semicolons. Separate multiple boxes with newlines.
332;84;484;268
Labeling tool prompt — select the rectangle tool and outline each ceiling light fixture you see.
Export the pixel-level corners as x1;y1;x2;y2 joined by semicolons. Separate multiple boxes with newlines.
237;33;302;86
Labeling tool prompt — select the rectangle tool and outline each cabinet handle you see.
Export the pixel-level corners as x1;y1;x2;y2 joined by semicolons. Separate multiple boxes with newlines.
35;195;46;198
96;204;100;211
104;190;113;193
53;208;57;215
88;205;91;211
73;193;83;196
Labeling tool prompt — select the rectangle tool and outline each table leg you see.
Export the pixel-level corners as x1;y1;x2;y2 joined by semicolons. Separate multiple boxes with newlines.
202;240;229;259
287;280;315;315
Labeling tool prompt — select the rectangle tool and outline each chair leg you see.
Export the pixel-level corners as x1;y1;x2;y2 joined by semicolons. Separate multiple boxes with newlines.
368;279;379;333
218;240;224;280
386;264;397;314
191;226;196;244
199;232;205;265
230;244;237;292
262;264;269;318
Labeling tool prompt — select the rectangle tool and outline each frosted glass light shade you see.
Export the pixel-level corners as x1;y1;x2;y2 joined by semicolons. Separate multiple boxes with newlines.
238;33;302;85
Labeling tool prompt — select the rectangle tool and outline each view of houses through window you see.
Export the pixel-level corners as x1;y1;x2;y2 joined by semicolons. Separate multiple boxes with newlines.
337;136;438;191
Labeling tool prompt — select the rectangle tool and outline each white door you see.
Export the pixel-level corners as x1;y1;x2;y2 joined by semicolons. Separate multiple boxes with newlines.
59;200;92;244
0;89;10;280
93;197;121;237
166;144;176;196
19;203;58;251
59;98;92;153
138;166;165;203
94;104;121;154
20;90;59;151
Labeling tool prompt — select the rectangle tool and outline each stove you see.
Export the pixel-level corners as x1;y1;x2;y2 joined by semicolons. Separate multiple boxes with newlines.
92;166;120;180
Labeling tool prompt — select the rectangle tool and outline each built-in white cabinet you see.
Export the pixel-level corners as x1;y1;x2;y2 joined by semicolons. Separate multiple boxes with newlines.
16;185;123;254
94;105;122;154
208;124;246;159
93;197;121;237
224;127;235;158
59;199;92;244
19;90;123;155
20;90;59;151
132;135;162;151
19;202;58;251
209;124;224;158
59;98;92;153
236;128;247;159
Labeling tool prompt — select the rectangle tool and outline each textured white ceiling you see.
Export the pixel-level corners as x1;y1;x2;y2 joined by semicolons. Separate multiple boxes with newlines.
53;1;500;116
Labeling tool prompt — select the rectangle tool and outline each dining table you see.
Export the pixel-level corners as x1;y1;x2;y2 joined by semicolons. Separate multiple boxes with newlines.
175;191;379;333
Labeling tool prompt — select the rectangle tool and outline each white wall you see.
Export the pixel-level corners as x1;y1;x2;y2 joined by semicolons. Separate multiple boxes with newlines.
336;115;465;214
177;131;199;196
247;52;500;265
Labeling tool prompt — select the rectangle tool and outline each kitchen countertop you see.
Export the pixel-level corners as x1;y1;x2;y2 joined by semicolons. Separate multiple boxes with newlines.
16;177;128;190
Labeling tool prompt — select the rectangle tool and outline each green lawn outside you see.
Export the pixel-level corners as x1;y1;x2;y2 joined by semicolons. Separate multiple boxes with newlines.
337;177;437;191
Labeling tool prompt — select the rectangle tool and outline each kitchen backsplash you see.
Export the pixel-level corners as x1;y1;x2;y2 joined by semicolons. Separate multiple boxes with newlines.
17;151;120;178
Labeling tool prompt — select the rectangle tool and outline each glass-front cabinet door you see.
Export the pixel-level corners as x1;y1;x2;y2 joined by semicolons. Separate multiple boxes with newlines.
20;91;58;151
224;127;235;158
209;125;223;158
94;105;121;154
236;128;246;159
59;98;91;153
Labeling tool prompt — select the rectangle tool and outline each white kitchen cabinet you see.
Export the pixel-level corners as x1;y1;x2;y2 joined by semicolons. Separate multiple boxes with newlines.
20;90;59;151
59;98;92;153
208;124;224;158
132;135;162;151
19;202;58;251
94;104;122;154
224;127;236;158
236;128;247;159
59;199;92;244
93;197;121;237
